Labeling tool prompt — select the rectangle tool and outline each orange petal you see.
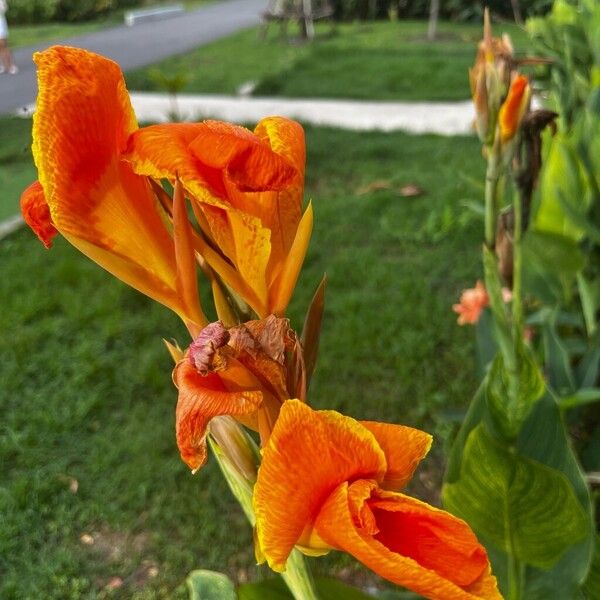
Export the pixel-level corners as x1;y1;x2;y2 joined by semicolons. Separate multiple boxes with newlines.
20;181;57;249
173;179;207;333
227;209;271;310
314;480;501;600
269;202;313;316
188;120;297;192
174;361;262;471
360;421;432;490
125;123;230;207
253;117;306;256
32;47;184;317
499;74;530;143
254;400;387;570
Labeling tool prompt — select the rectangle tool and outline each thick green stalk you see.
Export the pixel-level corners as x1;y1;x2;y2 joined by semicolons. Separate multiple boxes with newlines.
484;142;501;248
281;549;320;600
483;141;515;372
512;190;524;342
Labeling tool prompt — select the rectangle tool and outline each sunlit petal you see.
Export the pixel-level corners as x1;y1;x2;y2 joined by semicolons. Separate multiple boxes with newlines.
254;400;387;570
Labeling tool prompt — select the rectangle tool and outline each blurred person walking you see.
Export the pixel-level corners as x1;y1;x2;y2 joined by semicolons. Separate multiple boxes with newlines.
0;0;18;74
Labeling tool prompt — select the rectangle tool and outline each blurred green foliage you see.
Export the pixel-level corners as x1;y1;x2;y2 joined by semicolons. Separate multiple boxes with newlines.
331;0;553;21
7;0;159;23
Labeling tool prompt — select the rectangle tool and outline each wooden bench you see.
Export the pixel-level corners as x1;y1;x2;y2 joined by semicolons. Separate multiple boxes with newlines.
261;0;334;40
124;4;185;26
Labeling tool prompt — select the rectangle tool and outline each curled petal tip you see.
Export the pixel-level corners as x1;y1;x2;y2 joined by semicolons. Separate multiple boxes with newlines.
20;181;57;249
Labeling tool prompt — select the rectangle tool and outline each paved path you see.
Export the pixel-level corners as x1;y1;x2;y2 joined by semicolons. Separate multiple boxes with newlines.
0;0;264;114
123;92;475;136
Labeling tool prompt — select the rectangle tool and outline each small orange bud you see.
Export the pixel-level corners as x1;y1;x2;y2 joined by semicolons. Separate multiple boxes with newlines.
499;75;530;143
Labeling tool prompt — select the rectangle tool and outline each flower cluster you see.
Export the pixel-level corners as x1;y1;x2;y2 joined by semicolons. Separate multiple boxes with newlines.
469;9;530;150
22;46;501;600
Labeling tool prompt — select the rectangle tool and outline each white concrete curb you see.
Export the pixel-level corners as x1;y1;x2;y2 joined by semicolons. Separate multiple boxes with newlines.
128;93;476;135
18;93;477;136
0;214;24;241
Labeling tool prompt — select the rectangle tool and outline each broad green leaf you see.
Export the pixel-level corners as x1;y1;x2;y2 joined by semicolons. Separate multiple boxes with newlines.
238;577;375;600
583;536;600;599
443;424;589;569
486;344;545;440
445;390;595;597
522;230;585;304
533;135;589;241
517;394;595;598
187;570;237;600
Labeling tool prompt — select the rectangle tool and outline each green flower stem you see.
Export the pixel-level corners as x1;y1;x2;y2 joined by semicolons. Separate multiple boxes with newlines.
281;549;320;600
208;418;321;600
484;142;501;249
512;190;524;343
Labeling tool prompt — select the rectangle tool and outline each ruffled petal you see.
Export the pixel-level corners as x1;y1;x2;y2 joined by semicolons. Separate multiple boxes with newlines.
254;400;387;570
125;123;230;208
188;120;297;192
253;116;305;256
314;481;501;600
174;361;262;471
360;421;432;490
20;181;57;249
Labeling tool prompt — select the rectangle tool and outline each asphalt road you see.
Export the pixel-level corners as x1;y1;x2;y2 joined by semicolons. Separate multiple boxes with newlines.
0;0;265;114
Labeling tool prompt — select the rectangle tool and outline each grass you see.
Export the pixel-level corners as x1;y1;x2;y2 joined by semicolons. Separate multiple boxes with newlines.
0;117;35;220
126;20;531;102
0;125;486;598
9;1;211;49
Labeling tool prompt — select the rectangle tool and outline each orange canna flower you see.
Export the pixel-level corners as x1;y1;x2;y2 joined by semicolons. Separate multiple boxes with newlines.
453;281;489;325
174;316;304;472
254;401;501;600
498;74;530;143
22;46;205;330
124;118;312;319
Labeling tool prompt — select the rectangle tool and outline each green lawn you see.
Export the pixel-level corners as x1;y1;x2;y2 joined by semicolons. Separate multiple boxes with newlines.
0;126;485;598
0;117;35;220
126;20;530;102
9;1;211;49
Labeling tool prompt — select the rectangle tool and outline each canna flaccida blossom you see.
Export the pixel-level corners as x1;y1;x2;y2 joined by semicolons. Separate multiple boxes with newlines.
22;46;501;600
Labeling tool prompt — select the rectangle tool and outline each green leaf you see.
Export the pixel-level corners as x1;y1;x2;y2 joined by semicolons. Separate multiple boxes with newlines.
517;393;594;598
238;578;291;600
577;344;600;388
522;230;585;304
187;570;237;600
559;388;600;409
532;134;589;242
486;345;545;440
475;310;497;378
238;577;375;600
577;273;599;337
542;318;577;396
583;536;600;599
445;380;487;484
443;424;589;570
